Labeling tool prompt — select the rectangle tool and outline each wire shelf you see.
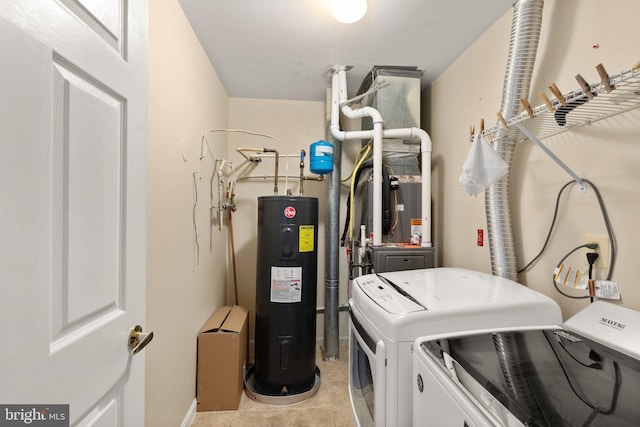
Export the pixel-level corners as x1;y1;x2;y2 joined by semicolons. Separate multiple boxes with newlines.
483;64;640;142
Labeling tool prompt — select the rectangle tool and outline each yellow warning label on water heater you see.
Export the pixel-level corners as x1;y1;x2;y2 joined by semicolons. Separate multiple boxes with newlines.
299;225;315;252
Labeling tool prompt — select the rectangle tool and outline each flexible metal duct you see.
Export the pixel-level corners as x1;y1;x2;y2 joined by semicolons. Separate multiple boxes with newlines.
490;2;547;426
486;0;544;281
493;333;549;426
491;2;544;319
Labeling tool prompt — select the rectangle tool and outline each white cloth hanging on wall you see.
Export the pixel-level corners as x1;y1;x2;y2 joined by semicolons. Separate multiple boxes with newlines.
459;134;508;196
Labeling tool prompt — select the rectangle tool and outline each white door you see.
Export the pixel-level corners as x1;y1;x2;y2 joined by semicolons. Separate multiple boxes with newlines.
0;1;148;425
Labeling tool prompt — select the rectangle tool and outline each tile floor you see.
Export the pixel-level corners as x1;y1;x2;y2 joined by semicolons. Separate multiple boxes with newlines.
191;344;357;427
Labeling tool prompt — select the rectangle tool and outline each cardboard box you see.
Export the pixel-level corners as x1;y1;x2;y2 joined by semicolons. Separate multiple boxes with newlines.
196;305;249;411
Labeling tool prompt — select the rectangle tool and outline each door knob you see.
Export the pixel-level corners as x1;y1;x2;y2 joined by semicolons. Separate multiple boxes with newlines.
129;325;154;355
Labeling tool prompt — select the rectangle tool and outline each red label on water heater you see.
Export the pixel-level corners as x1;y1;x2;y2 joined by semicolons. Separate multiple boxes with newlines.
284;206;296;218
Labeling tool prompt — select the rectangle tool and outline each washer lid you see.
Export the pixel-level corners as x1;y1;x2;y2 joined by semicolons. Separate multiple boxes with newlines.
353;273;424;314
418;320;640;427
379;267;551;311
563;300;640;360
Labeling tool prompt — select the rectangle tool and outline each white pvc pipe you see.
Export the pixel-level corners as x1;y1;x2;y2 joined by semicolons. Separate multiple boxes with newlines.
331;69;383;246
329;68;432;247
383;128;432;247
337;71;383;246
421;134;432;247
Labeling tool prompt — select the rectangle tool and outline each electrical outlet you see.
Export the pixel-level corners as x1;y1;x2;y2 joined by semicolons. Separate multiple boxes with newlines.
585;234;609;269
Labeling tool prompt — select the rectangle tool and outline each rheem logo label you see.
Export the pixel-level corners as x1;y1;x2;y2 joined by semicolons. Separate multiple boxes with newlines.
284;206;296;219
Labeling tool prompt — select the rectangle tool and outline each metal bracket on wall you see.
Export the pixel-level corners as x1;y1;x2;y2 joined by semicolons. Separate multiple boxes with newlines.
514;122;586;192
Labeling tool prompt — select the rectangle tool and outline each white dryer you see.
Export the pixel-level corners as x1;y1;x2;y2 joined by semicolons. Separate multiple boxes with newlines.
413;301;640;426
348;267;562;427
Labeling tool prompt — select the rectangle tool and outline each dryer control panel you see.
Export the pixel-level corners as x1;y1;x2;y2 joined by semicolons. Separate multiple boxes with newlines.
354;274;424;315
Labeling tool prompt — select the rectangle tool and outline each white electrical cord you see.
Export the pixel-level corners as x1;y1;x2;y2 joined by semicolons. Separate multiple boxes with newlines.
201;128;290;191
192;172;200;271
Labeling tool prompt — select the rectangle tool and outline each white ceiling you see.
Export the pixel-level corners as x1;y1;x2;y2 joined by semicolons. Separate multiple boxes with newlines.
178;0;514;102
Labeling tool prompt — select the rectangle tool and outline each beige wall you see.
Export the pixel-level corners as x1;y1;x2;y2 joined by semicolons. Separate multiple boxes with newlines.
147;0;229;426
426;0;640;319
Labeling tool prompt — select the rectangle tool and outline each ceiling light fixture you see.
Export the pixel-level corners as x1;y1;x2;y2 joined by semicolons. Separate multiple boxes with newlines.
331;0;367;24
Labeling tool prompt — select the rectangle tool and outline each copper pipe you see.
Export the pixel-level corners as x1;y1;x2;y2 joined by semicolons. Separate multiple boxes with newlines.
299;149;306;195
228;210;239;305
262;148;279;194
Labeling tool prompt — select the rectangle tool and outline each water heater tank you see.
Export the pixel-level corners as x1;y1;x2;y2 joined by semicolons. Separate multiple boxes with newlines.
254;196;319;396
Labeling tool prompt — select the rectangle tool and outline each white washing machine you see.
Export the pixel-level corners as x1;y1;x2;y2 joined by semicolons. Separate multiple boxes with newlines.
348;267;562;427
413;301;640;426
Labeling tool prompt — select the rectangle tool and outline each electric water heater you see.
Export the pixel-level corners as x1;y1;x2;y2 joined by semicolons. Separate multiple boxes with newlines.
254;195;319;396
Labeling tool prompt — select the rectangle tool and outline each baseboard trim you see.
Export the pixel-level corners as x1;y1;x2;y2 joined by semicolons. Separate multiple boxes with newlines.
180;398;197;427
